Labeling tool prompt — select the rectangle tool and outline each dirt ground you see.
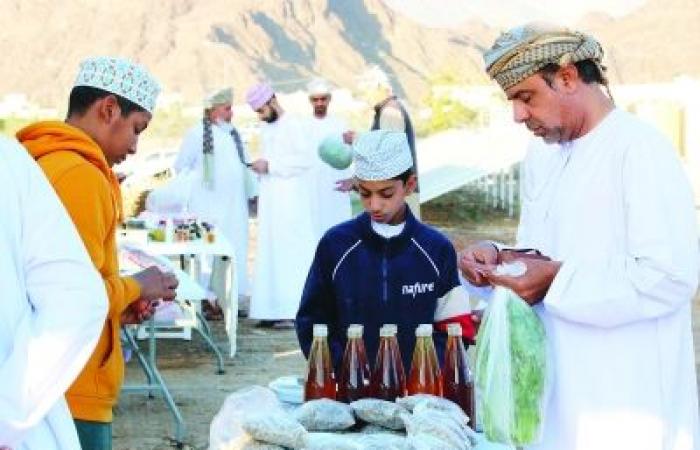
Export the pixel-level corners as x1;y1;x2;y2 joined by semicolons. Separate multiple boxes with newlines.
112;214;700;450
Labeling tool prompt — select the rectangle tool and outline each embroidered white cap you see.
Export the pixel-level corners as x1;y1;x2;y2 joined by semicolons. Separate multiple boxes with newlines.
73;56;160;113
307;77;332;96
353;130;413;181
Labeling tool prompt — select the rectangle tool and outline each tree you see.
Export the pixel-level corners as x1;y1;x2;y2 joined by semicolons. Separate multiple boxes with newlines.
415;68;481;137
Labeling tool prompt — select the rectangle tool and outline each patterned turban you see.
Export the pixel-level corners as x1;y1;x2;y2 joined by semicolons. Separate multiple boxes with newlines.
204;88;233;109
484;23;607;91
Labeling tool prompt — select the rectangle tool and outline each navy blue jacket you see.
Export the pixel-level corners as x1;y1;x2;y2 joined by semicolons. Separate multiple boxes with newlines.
296;207;462;374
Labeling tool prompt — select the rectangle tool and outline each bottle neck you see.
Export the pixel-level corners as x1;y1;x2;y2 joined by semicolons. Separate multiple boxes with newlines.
446;334;461;348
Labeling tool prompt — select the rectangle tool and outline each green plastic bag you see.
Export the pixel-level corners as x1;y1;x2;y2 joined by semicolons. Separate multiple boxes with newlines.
475;286;548;446
318;135;353;170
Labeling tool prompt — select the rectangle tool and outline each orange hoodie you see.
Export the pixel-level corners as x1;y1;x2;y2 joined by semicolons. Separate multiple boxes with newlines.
17;121;141;422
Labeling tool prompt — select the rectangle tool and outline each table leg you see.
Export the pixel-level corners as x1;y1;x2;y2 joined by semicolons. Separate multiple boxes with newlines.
195;311;225;374
120;321;188;444
123;327;156;397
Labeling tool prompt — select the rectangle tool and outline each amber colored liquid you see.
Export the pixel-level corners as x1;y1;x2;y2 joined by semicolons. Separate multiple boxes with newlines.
407;335;443;396
304;337;337;401
337;337;371;403
443;335;476;425
370;336;406;401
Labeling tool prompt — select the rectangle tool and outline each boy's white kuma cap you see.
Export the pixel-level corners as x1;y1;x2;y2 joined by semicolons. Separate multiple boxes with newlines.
353;130;413;181
73;56;160;113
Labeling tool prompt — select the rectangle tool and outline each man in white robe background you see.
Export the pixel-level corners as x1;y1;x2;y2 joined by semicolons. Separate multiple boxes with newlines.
246;82;317;328
344;67;421;217
304;77;353;239
0;137;107;449
174;88;252;314
460;23;700;450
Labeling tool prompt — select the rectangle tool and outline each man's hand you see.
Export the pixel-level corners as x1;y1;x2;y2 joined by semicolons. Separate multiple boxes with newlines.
131;266;178;302
121;298;156;325
334;178;355;192
458;241;499;286
498;249;551;264
342;130;356;145
250;159;269;175
485;258;562;305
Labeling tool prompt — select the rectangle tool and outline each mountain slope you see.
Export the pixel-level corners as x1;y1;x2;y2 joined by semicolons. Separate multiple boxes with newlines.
0;0;696;108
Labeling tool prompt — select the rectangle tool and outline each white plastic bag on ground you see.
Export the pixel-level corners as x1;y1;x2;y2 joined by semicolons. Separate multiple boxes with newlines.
403;409;472;450
242;411;308;449
475;284;548;446
353;432;407;449
408;406;475;449
209;386;286;450
209;386;306;450
240;439;286;450
359;423;403;435
404;433;454;450
304;432;360;450
350;399;407;430
294;398;355;431
396;395;469;426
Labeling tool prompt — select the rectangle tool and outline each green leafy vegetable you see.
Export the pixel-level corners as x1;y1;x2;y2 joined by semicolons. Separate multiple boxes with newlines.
475;288;547;445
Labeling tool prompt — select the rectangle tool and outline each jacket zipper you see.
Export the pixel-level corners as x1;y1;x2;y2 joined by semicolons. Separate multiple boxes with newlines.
382;243;388;304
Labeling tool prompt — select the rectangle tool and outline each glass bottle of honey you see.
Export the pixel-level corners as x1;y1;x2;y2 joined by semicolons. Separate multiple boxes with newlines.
370;324;406;401
337;324;371;402
407;324;443;396
304;324;336;401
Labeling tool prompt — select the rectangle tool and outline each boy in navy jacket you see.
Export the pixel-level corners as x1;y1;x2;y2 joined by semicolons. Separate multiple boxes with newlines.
296;130;475;373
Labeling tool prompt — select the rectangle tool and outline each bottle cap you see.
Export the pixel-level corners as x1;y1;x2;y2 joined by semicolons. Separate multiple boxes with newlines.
381;324;398;336
415;323;433;337
313;324;328;337
347;324;364;338
447;323;462;336
380;324;397;337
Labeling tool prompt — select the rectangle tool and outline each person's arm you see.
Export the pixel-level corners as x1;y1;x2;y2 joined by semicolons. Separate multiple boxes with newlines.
240;135;253;164
542;136;699;327
459;143;539;289
0;145;107;446
295;238;343;367
434;243;477;344
52;165;141;318
378;104;406;132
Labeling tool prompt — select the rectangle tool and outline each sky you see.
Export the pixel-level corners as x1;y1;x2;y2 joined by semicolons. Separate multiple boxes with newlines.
381;0;647;28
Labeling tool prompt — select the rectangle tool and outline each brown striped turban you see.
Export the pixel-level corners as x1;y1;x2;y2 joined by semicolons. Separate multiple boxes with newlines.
484;23;606;91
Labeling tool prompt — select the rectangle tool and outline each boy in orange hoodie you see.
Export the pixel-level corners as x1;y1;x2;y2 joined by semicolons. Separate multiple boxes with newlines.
17;56;178;450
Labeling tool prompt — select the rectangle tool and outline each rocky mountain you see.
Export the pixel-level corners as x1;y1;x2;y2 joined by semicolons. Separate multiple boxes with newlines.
0;0;696;109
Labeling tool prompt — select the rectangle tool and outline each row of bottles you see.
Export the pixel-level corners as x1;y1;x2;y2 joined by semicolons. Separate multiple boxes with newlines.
149;218;216;243
304;323;475;425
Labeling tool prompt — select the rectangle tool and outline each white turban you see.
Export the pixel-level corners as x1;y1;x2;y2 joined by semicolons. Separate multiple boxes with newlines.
307;77;332;96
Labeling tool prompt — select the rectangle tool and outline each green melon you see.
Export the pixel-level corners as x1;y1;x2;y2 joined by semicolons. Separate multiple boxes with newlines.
318;135;353;170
